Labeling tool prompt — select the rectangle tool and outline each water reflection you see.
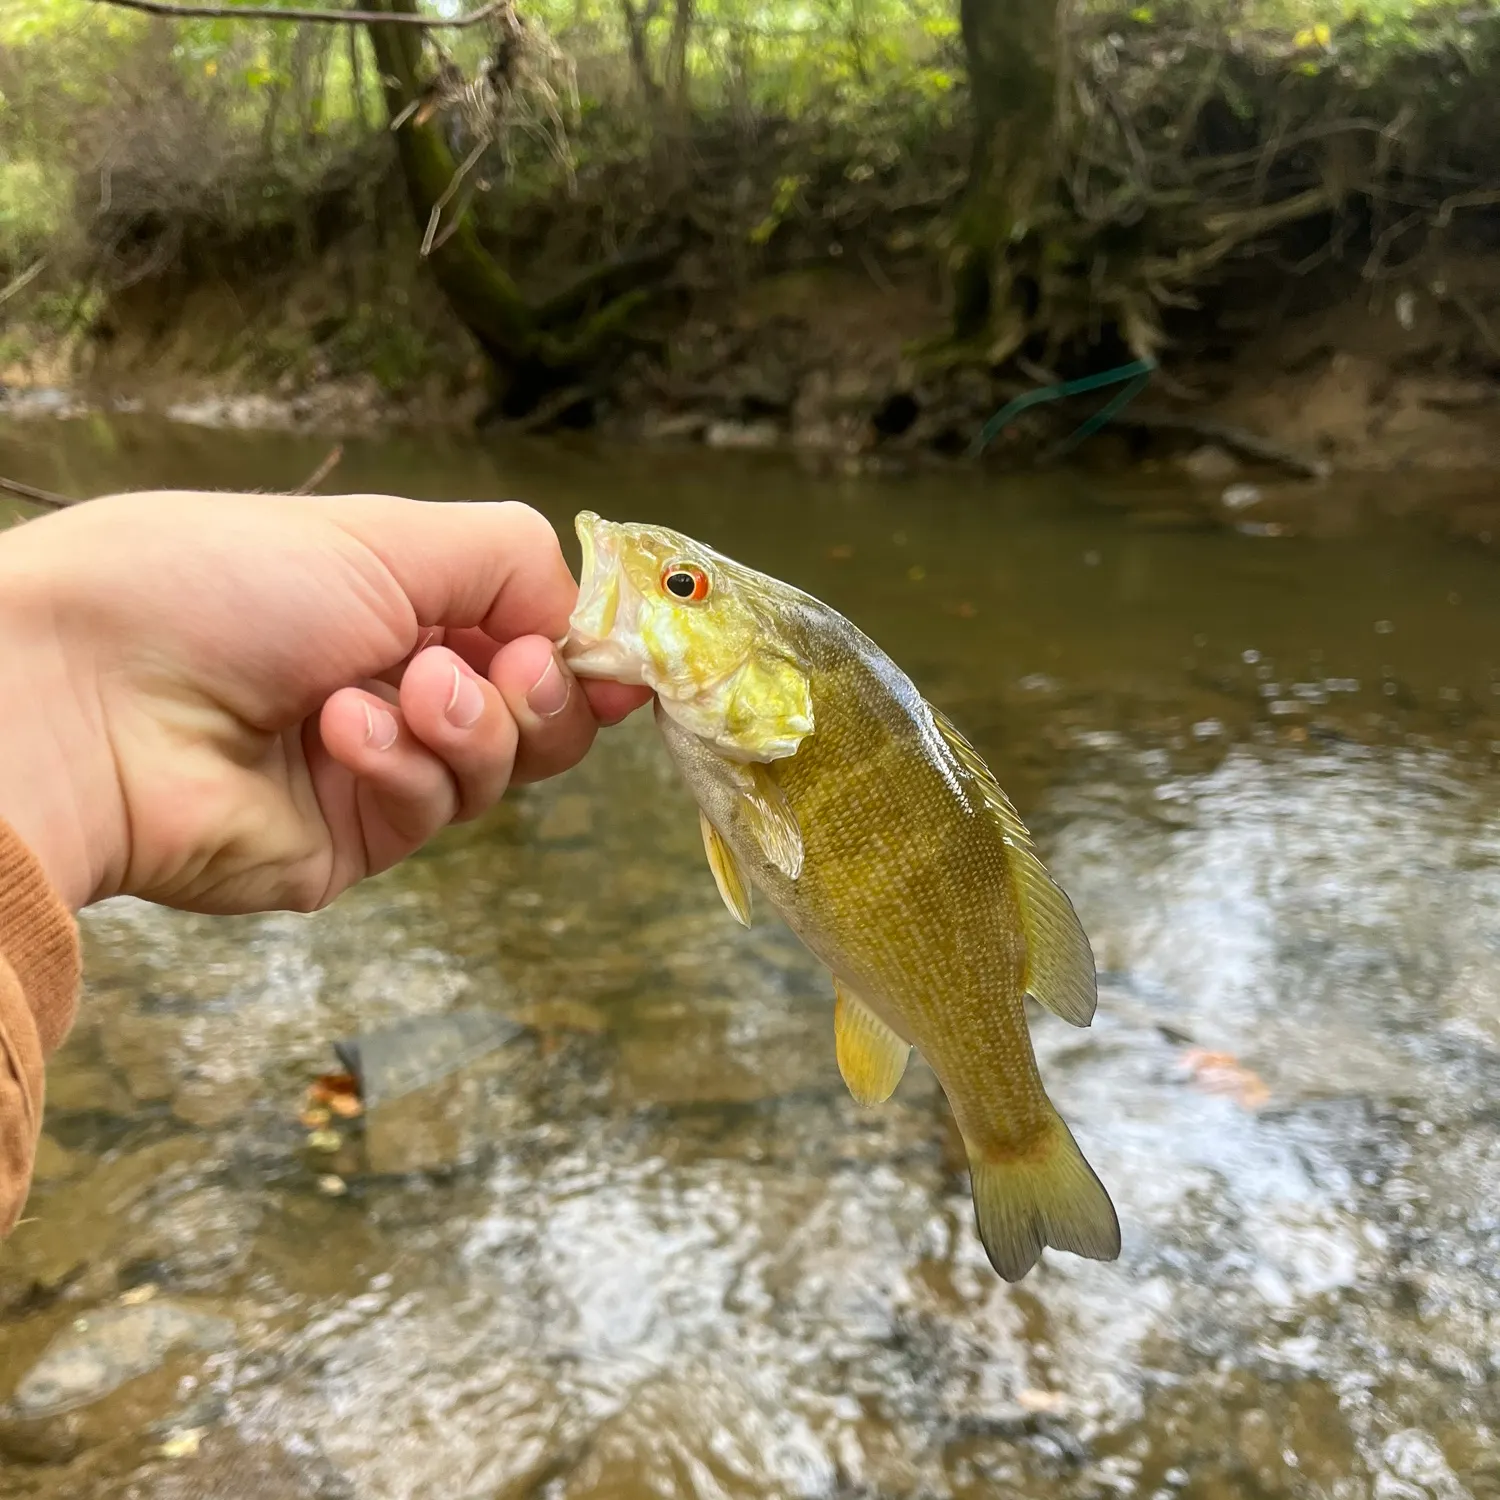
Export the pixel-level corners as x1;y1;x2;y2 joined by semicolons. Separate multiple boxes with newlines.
1;420;1498;1499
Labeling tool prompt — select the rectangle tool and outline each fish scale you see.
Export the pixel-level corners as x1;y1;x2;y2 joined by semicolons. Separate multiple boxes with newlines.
668;620;1046;1151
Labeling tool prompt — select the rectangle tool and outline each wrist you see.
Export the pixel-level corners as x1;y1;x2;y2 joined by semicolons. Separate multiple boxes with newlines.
0;537;120;910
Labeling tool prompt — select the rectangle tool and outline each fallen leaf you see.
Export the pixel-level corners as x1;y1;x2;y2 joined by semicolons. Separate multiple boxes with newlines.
299;1106;332;1129
316;1174;348;1197
119;1284;158;1306
308;1072;361;1106
159;1428;205;1459
327;1094;364;1119
306;1128;343;1153
1016;1388;1068;1415
1181;1048;1270;1110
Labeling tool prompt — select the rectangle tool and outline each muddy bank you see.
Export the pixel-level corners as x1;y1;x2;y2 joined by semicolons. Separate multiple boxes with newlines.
8;232;1500;486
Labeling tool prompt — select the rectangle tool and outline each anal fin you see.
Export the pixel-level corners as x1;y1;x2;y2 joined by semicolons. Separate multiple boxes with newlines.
834;980;910;1106
700;810;752;926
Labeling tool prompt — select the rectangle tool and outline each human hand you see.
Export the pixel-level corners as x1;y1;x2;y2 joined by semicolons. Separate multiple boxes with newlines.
0;491;650;913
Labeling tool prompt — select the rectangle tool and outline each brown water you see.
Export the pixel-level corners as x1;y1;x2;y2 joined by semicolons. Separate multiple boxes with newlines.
2;416;1499;1499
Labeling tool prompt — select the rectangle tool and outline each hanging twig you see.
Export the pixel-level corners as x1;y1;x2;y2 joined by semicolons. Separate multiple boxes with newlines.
291;443;345;494
89;0;506;28
421;139;489;256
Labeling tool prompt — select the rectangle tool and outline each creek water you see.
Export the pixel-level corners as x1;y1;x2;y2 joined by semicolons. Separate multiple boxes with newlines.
1;415;1498;1499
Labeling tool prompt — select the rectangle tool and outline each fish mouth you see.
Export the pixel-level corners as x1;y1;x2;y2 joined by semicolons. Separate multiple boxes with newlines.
561;511;647;684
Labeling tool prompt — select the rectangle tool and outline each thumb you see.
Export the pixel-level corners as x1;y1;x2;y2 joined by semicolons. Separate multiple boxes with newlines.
321;495;580;641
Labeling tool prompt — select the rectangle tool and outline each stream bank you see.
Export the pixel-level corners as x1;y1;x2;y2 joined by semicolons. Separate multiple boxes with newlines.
9;237;1500;486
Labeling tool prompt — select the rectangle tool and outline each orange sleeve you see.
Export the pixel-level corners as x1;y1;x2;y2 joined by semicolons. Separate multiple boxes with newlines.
0;816;81;1236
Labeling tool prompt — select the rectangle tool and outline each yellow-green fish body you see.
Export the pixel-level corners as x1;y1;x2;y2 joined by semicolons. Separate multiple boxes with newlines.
563;512;1119;1281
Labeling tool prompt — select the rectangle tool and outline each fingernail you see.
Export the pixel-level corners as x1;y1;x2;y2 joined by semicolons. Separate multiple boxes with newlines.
363;702;399;750
526;652;570;718
446;664;485;729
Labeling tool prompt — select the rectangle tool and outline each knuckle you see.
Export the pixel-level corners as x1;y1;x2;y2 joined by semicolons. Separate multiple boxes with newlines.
287;870;337;914
493;500;562;557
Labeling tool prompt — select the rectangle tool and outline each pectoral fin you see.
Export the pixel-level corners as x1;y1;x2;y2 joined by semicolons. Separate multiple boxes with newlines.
735;762;805;880
700;810;753;927
929;706;1097;1027
834;980;910;1106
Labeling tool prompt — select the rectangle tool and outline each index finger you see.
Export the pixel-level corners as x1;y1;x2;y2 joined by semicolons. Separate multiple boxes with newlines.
421;626;652;728
324;496;579;644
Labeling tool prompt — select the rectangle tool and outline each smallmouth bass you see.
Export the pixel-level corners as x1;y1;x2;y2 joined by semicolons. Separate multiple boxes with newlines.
562;511;1120;1281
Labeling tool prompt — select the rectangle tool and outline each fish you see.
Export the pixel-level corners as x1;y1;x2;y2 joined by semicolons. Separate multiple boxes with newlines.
561;511;1120;1281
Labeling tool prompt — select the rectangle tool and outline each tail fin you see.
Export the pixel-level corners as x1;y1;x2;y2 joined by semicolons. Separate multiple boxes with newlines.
965;1115;1120;1282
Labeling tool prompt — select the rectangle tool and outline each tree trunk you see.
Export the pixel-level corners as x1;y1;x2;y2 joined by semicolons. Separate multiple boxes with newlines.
363;0;668;415
621;0;664;103
364;0;536;364
665;0;693;120
952;0;1061;350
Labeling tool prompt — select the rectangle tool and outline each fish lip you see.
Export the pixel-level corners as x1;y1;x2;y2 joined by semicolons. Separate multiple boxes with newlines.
566;511;614;644
563;511;643;682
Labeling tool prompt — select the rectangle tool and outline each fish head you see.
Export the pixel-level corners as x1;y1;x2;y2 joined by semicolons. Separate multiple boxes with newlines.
564;511;813;762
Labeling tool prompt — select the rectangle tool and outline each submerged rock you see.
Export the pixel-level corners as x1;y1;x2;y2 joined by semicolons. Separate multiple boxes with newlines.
0;1300;233;1464
332;1010;524;1109
1176;443;1241;482
640;410;708;442
6;1138;210;1303
704;418;781;450
5;1302;233;1420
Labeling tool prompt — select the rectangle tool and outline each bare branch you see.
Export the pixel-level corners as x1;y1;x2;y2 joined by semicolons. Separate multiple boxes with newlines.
5;447;344;512
0;259;47;310
1109;412;1331;479
1434;188;1500;229
0;475;77;510
291;443;345;494
89;0;506;29
1441;288;1500;365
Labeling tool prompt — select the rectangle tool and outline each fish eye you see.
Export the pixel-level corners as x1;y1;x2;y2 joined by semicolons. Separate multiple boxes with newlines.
661;562;711;603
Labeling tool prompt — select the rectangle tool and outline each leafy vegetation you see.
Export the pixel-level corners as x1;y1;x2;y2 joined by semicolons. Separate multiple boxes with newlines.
3;0;1499;407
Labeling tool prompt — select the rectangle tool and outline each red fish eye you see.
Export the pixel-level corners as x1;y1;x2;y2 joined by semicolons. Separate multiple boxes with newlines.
661;563;710;603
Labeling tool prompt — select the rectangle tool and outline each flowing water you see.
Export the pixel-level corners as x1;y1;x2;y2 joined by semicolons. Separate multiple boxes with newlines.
2;415;1499;1499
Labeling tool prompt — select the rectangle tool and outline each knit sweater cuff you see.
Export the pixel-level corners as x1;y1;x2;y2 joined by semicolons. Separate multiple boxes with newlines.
0;814;82;1236
0;816;81;1052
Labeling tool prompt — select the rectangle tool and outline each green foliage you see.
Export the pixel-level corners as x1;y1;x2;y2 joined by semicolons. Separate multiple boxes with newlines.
0;0;1496;286
0;162;65;257
324;298;438;391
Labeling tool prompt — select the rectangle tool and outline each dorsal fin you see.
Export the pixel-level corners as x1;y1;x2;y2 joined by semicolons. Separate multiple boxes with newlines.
928;705;1097;1027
